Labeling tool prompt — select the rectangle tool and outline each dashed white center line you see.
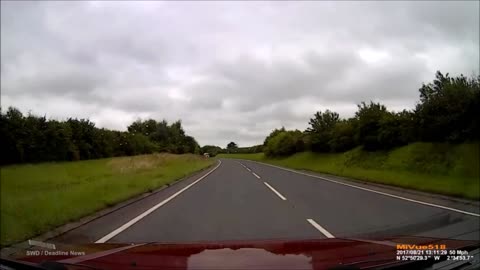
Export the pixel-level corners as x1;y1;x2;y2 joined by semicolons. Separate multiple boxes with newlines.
264;182;287;200
239;161;337;239
247;160;480;218
307;218;334;238
238;161;255;174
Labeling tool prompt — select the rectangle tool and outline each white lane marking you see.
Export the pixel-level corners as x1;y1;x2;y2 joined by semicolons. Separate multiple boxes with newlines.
252;172;261;179
95;160;222;243
264;182;287;200
246;160;480;217
237;161;253;172
307;218;334;238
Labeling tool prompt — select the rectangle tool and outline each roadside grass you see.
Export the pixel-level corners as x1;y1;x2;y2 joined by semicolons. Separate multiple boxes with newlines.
0;153;215;246
218;142;479;200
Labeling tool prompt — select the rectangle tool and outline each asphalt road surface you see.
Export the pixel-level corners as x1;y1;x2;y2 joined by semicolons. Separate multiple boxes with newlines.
52;159;480;244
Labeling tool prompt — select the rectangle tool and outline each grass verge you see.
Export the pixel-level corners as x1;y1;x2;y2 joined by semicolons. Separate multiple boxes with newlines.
218;142;479;200
0;153;215;246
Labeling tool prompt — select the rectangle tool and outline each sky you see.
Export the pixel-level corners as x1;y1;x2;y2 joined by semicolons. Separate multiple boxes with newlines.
1;1;479;147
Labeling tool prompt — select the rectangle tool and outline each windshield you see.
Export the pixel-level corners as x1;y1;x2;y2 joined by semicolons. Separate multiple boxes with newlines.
1;1;479;270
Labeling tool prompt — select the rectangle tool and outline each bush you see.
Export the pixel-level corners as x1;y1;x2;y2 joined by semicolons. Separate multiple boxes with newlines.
235;145;264;154
263;127;286;147
200;145;223;157
416;72;479;142
354;102;389;151
328;119;356;152
264;130;304;157
0;107;200;165
257;71;478;156
306;110;340;152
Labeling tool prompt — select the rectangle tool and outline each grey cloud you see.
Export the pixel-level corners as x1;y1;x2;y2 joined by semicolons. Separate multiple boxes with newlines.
404;1;479;41
1;51;108;103
185;52;346;112
183;48;422;114
110;90;167;113
7;68;104;98
1;1;478;147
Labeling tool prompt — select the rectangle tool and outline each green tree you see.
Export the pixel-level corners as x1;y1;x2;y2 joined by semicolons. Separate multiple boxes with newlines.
354;102;390;151
226;142;238;153
0;107;26;163
306;110;340;152
264;130;304;157
201;145;223;156
43;120;74;161
128;119;158;137
328;119;357;152
181;136;200;154
263;127;286;147
0;107;202;165
236;144;264;154
127;119;197;154
377;110;416;149
415;71;479;142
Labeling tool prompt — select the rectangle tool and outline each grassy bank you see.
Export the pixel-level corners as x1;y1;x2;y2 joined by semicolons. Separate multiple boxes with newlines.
0;153;215;246
218;142;479;200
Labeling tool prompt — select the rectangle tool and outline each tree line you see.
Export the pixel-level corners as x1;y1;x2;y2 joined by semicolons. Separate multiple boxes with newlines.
199;141;265;157
3;71;477;164
260;71;479;157
0;110;200;165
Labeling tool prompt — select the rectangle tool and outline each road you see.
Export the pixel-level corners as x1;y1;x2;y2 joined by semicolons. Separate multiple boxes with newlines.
52;159;480;244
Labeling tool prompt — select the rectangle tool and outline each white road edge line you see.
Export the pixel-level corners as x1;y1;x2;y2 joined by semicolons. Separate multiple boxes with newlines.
264;182;287;200
246;160;480;217
246;168;251;172
252;172;261;179
95;160;222;243
307;218;334;238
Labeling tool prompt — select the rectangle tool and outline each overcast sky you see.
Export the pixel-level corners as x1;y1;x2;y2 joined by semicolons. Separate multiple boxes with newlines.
1;1;479;147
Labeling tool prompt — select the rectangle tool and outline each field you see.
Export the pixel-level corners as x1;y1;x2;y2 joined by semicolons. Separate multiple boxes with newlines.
0;153;215;246
218;142;479;200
